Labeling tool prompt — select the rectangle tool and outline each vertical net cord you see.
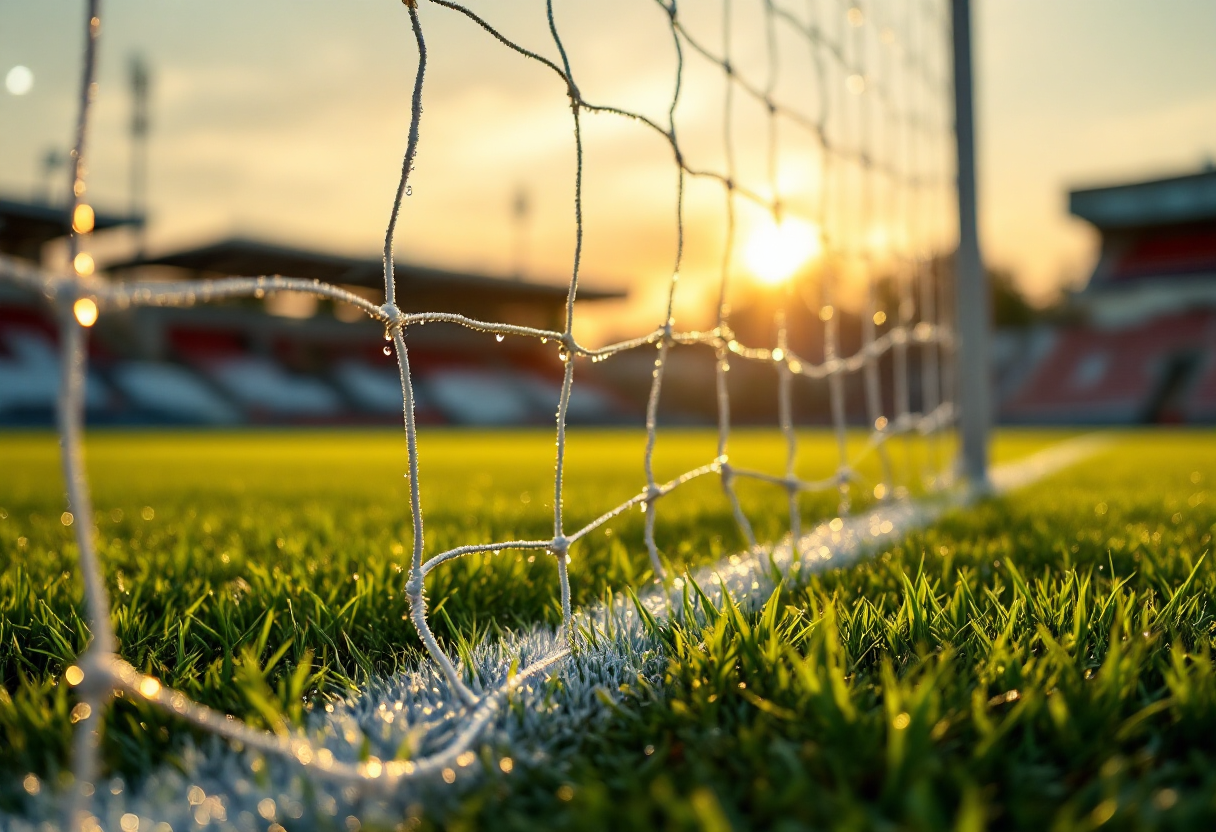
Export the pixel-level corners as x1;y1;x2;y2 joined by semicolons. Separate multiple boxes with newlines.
760;0;802;558
546;0;582;642
909;0;935;486
801;0;847;515
919;4;945;485
60;5;111;831
63;321;111;832
875;0;905;483
775;309;801;551
383;2;480;708
641;0;686;584
714;0;759;550
892;0;915;486
818;4;852;516
937;42;958;485
856;1;895;498
937;0;958;458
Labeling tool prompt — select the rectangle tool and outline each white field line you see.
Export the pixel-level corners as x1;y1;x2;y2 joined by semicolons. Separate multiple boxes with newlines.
7;436;1107;831
669;431;1112;618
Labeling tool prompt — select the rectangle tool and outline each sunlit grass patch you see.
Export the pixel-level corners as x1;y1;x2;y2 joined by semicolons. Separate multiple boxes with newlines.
0;426;1134;826
0;429;1050;782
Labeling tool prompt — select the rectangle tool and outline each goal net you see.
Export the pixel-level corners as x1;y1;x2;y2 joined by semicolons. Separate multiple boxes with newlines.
0;0;962;825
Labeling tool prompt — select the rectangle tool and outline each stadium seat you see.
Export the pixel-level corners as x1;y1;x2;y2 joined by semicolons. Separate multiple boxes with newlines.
0;327;110;417
109;361;240;424
202;356;344;418
424;369;537;425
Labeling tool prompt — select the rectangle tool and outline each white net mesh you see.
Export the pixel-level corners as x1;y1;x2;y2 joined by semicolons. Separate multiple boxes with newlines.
0;0;959;826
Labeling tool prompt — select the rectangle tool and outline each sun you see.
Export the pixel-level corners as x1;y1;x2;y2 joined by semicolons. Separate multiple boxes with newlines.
743;216;822;286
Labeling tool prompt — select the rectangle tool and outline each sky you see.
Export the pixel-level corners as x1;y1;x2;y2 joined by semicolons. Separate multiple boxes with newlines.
2;0;1214;340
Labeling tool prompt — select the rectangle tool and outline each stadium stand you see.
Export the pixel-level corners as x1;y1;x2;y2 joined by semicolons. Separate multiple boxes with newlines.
0;219;629;426
1003;168;1216;424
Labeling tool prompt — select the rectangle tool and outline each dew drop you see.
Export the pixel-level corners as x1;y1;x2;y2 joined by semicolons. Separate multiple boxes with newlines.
383;346;391;356
496;334;505;342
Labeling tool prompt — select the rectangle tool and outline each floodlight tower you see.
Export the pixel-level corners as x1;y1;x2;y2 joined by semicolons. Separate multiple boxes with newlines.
951;0;991;489
39;147;66;203
129;54;151;257
512;185;530;279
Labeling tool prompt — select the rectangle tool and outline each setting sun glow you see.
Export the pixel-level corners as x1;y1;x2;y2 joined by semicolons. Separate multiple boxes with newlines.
743;217;821;286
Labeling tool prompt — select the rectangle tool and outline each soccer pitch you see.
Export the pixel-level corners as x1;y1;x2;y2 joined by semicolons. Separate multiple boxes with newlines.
2;429;1214;829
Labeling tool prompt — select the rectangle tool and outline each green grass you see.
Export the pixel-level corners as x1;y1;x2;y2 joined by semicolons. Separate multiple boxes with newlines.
8;428;1212;831
439;432;1216;831
0;428;1028;781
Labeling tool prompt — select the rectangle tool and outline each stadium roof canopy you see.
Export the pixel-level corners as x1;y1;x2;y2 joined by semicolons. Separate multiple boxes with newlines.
1067;166;1216;328
1069;168;1216;230
0;196;143;261
104;236;625;305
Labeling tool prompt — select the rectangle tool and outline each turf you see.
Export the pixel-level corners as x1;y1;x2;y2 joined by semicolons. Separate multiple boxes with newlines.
0;427;1023;780
440;431;1216;831
6;428;1214;831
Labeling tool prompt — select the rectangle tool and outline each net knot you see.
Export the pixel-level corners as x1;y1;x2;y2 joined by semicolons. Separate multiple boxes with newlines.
380;302;405;328
70;650;118;700
550;535;570;554
53;276;86;307
405;573;425;597
719;461;734;483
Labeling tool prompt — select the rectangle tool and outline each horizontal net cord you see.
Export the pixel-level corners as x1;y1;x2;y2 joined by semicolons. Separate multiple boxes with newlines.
0;255;953;380
94;648;570;789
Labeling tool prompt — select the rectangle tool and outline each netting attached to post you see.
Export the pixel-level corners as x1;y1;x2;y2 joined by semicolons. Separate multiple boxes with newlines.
0;0;960;827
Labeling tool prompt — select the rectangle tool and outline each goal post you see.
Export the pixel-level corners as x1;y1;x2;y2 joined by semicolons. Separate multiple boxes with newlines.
950;0;992;488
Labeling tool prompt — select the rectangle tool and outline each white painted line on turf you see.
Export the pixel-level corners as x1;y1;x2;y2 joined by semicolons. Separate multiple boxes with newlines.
607;432;1112;632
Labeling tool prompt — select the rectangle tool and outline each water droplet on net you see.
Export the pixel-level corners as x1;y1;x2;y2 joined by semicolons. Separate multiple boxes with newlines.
496;334;504;342
383;346;391;356
405;185;413;196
